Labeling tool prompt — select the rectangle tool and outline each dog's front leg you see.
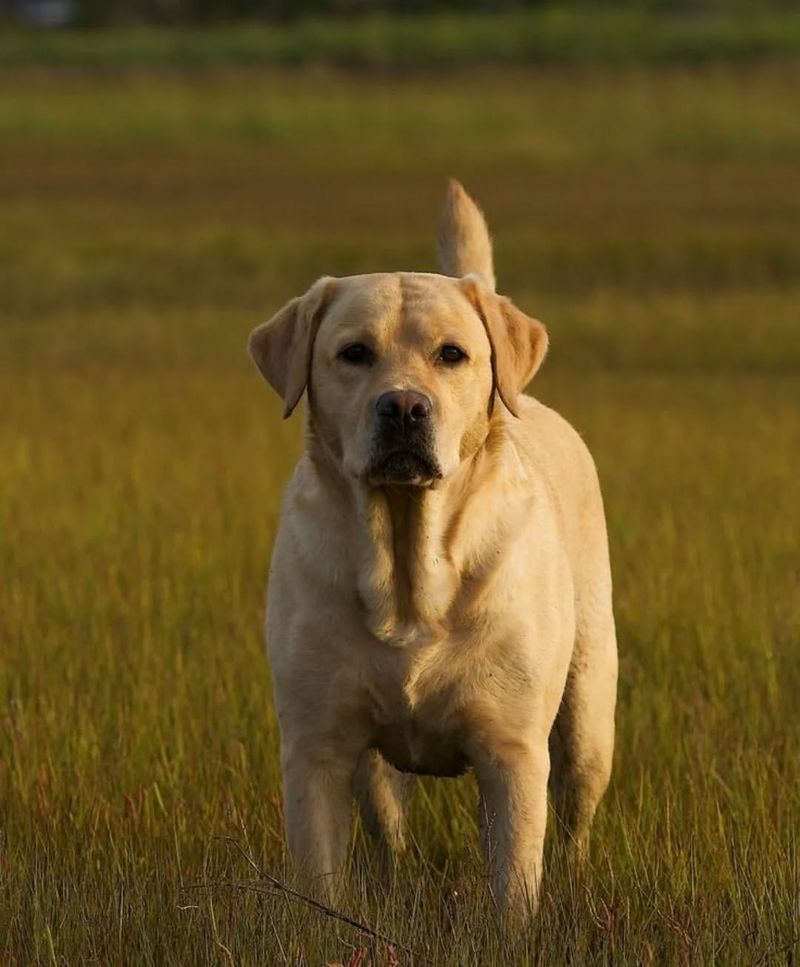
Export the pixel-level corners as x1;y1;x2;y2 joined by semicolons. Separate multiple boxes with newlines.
475;739;550;918
281;739;357;901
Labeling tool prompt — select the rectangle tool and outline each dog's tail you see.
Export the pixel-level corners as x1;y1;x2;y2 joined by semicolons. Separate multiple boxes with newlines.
438;178;496;291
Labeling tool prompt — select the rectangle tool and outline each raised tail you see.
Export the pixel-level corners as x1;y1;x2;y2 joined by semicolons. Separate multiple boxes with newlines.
438;178;496;291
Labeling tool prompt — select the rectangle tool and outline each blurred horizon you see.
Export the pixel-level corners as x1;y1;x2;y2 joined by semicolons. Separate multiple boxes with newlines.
3;1;800;69
2;0;795;27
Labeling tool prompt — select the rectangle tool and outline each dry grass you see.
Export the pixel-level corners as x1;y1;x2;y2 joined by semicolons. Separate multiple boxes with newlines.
0;60;798;964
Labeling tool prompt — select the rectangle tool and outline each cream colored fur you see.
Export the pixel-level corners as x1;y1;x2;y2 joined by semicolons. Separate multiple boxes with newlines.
248;180;617;917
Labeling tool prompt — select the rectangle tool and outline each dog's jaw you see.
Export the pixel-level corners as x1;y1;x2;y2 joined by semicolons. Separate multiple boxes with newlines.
365;449;443;488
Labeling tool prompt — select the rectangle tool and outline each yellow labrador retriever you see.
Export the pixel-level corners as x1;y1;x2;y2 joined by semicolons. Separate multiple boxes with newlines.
248;181;617;915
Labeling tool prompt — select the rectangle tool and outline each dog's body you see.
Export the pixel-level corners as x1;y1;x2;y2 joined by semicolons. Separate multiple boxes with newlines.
249;182;617;914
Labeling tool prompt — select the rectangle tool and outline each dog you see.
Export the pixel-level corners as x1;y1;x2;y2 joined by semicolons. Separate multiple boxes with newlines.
248;180;617;916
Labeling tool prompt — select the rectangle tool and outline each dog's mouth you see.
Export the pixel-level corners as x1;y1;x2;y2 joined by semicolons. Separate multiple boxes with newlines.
366;449;443;487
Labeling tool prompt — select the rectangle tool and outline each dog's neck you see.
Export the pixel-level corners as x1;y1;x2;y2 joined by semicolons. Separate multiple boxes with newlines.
307;417;508;647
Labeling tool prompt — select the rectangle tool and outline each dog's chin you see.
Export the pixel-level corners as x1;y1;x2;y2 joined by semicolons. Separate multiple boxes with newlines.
366;450;443;487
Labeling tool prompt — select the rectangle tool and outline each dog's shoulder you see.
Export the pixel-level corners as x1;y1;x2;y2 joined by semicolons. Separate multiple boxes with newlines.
512;395;599;478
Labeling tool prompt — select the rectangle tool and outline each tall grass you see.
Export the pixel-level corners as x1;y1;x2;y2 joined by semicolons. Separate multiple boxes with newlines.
1;61;798;962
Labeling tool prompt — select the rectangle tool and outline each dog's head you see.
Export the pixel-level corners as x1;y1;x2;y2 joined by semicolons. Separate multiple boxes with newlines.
248;183;548;487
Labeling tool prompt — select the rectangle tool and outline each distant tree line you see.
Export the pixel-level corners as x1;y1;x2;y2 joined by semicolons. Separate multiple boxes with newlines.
74;0;620;26
28;0;558;27
5;0;787;27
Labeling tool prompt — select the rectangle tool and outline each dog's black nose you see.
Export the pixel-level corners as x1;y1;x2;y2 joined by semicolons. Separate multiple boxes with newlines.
375;390;432;431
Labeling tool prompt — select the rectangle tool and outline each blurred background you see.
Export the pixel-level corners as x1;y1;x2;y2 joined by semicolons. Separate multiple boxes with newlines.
1;3;798;963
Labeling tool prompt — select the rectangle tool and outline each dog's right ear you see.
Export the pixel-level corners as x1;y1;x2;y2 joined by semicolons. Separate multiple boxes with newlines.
248;277;336;419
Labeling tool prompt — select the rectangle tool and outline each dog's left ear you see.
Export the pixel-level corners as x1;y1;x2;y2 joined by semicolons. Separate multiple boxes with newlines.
459;277;548;418
248;276;336;418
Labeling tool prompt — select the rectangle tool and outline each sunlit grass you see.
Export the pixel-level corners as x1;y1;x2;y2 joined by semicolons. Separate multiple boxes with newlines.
1;61;798;963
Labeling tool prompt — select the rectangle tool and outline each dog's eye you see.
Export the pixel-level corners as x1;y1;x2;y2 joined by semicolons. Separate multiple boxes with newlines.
437;344;468;365
338;343;373;365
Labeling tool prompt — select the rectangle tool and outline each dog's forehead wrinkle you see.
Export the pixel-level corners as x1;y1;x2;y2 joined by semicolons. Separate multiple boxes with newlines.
399;272;458;310
337;273;403;318
396;273;485;347
323;272;479;350
317;274;403;347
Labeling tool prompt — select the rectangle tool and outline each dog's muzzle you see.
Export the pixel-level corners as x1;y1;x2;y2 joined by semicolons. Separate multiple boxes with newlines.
366;390;442;486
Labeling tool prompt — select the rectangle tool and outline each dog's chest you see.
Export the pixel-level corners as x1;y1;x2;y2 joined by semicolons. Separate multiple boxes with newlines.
365;652;471;778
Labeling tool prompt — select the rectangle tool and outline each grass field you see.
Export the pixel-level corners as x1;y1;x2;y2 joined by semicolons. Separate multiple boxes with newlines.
1;49;799;964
